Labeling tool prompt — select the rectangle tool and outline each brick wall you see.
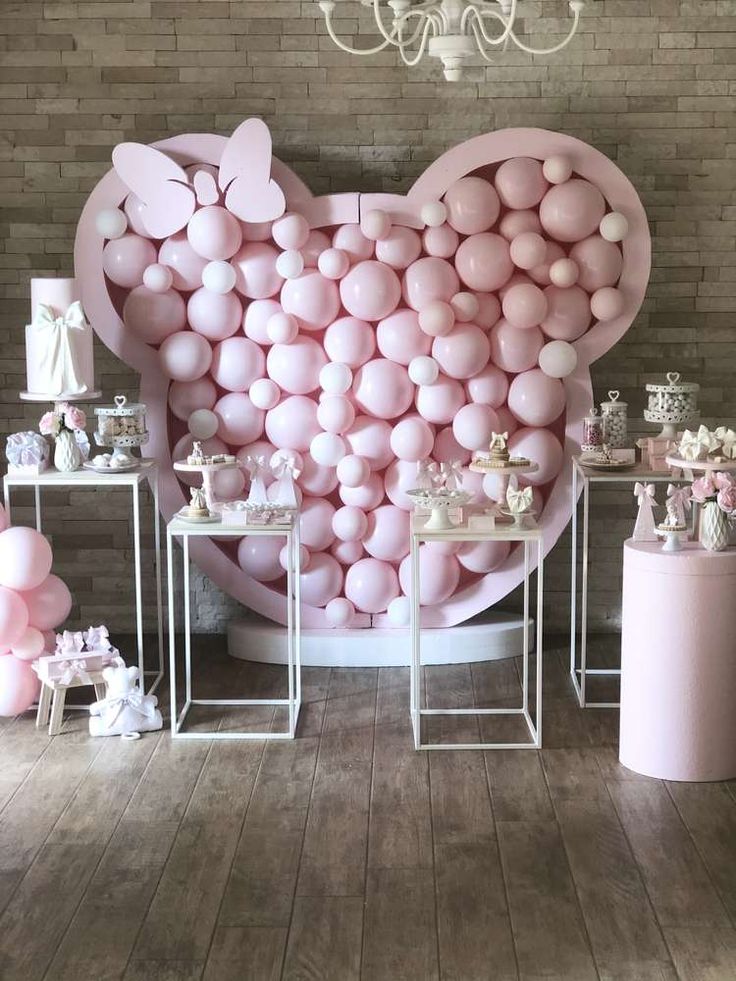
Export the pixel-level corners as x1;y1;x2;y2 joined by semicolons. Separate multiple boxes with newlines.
1;0;735;635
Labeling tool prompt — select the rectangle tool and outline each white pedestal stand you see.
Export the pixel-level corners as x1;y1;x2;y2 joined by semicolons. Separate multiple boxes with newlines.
173;459;240;514
468;459;539;500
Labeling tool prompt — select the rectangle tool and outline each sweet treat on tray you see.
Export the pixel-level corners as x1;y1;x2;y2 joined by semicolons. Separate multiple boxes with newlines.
25;278;95;399
187;441;206;465
94;395;148;445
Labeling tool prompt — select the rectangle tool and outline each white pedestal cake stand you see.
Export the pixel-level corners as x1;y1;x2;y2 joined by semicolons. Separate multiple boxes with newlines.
405;489;472;531
173;459;241;514
468;459;539;499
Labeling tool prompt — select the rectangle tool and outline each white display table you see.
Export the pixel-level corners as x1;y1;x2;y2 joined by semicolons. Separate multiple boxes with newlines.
409;512;543;751
166;513;301;739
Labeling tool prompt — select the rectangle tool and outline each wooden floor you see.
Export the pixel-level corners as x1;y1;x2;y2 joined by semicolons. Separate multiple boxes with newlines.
1;638;736;981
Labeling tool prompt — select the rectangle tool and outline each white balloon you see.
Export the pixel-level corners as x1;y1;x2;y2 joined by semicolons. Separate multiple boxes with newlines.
421;201;447;228
95;207;128;240
360;209;392;241
325;597;355;627
319;361;353;395
318;247;350;280
201;260;237;294
275;249;305;279
387;595;410;627
249;378;281;410
549;258;579;288
408;355;439;387
310;431;347;467
538;339;578;378
143;263;173;293
187;408;219;439
599;211;629;243
542;155;572;184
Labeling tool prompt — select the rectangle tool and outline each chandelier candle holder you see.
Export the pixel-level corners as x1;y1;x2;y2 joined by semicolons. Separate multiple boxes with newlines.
318;0;585;81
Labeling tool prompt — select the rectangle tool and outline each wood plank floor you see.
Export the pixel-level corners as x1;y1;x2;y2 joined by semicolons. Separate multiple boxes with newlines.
1;636;736;980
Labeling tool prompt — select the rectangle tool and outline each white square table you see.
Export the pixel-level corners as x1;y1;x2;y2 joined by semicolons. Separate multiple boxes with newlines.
3;464;164;696
166;513;301;739
409;512;543;751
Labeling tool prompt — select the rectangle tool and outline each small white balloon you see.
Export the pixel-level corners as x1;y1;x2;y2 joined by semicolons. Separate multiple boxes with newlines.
336;453;370;487
319;361;353;395
538;339;578;378
318;247;350;280
408;355;439;387
387;595;410;627
187;408;219;440
202;259;237;294
280;542;310;572
549;258;579;288
360;209;391;241
267;311;299;345
275;249;305;280
95;207;128;240
249;378;280;410
143;263;173;293
325;596;355;627
421;201;447;228
599;212;629;243
450;291;480;323
542;155;573;184
310;431;347;467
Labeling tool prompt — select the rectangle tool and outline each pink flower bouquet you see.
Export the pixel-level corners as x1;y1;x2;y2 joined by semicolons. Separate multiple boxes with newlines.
691;472;736;513
38;404;87;438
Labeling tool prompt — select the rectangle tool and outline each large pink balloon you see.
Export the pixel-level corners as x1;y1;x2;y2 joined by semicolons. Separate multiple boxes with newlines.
323;317;376;367
415;374;466;425
0;528;52;592
539;179;606;243
345;416;393;470
375;226;422;269
0;586;28;648
10;625;45;661
102;233;156;288
0;655;40;717
502;283;548;330
123;287;187;345
214;392;264;445
399;547;460;606
333;223;373;262
455;234;513;293
384;459;422;510
443;176;500;235
541;286;591;341
403;257;460;311
457;539;511;573
377;309;431;365
159;232;207;291
187;288;242;341
390;416;434;462
507;369;566;427
267;335;326;395
159;331;212;382
211;336;265;391
495;405;519;437
495;157;548;210
432;426;471;466
300;498;336;551
431;324;490;380
568;235;623;291
300;553;343;607
452;403;499;451
509;427;563;485
353;359;414;419
266;396;320;451
489;320;543;373
212;467;246;500
331;539;364;565
364;505;410;562
237;535;283;582
302;229;331;267
244;298;281;345
282;270;341;330
169;377;217;420
344;558;399;613
187;205;243;260
466;364;509;408
20;573;71;631
529;241;566;287
232;242;283;299
339;472;385;509
339;260;401;322
299;455;339;496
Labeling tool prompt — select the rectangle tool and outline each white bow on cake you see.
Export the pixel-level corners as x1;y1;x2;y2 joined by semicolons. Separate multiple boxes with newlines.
32;301;90;396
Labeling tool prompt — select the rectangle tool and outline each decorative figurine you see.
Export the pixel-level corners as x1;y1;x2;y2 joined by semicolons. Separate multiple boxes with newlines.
187;440;206;466
633;481;658;542
666;483;692;527
188;486;209;518
489;431;510;463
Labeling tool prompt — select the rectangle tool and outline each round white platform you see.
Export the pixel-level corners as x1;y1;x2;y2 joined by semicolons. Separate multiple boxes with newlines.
228;612;530;668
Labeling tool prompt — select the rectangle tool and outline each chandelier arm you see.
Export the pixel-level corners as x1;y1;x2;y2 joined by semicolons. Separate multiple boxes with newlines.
320;3;397;55
462;0;517;44
507;7;583;55
469;19;500;62
393;9;439;48
399;16;437;65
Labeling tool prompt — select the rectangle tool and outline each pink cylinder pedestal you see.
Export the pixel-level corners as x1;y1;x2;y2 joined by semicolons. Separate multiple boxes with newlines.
620;540;736;781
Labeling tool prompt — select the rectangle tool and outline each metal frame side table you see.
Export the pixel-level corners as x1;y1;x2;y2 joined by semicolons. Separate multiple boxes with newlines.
3;464;164;695
167;514;301;740
410;513;543;751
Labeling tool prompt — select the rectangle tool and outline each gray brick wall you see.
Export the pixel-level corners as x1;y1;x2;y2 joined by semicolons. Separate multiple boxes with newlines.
1;0;734;635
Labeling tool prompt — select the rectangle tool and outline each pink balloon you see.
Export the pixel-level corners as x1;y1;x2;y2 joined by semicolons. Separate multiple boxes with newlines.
212;467;246;499
499;210;543;241
267;336;326;395
159;331;212;382
510;232;548;271
489;320;544;373
323;317;376;368
432;426;471;465
102;233;156;289
432;324;491;380
20;573;71;631
336;454;370;488
455;234;513;293
187;287;242;341
541;286;591;341
509;427;563;485
301;230;331;267
123;286;187;344
242;221;273;242
0;655;40;716
539;179;606;243
403;257;460;311
317;395;355;435
495;406;519;437
282;270;341;330
507;369;566;427
345;415;393;470
399;547;460;606
466;364;509;408
317;247;349;280
238;535;283;582
169;377;217;420
272;212;310;251
502;283;548;330
0;527;52;592
10;625;45;661
377;309;431;364
474;292;502;330
375;226;422;269
300;553;343;607
384;459;422;510
332;223;373;262
415;374;465;425
459;468;485;504
444;176;500;235
418;301;455;338
232;242;283;299
187;205;242;260
529;241;566;287
452;403;499;451
457;539;511;573
0;586;28;648
211;336;265;391
495;157;548;210
590;286;625;321
353;359;414;419
214;392;264;445
331;539;364;565
0;506;8;534
250;378;280;411
238;441;277;479
422;224;460;259
300;498;336;551
549;258;579;288
332;505;368;542
390;417;434;462
243;298;281;345
123;192;148;235
298;455;339;496
450;292;480;323
569;236;623;291
364;505;410;562
159;232;207;291
143;263;173;293
339;472;385;509
340;260;401;322
266;396;320;451
344;558;399;613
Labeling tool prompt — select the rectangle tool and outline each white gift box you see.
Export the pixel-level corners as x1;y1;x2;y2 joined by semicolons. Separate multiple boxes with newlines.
33;626;122;685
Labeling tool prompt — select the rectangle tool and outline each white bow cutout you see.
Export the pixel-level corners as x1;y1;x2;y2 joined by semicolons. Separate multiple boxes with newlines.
31;301;89;396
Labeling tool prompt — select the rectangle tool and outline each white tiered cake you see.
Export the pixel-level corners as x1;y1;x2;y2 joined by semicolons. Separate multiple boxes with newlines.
24;278;95;400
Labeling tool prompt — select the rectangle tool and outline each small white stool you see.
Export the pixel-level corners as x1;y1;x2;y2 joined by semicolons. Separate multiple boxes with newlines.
36;672;107;736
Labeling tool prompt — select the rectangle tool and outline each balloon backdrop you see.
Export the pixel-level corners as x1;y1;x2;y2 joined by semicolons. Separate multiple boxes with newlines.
75;120;650;628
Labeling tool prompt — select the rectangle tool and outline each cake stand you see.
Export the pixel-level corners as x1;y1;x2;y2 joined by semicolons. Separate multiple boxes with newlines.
20;390;101;404
665;455;736;478
406;489;472;531
468;459;539;500
656;523;687;552
173;459;240;513
94;430;149;466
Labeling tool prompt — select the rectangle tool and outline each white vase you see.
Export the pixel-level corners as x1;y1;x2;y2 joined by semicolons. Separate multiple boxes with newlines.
699;500;729;552
54;429;82;472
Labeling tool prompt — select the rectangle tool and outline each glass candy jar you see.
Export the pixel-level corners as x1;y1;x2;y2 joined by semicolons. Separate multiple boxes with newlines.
643;371;699;439
582;408;604;452
94;395;148;446
601;391;627;448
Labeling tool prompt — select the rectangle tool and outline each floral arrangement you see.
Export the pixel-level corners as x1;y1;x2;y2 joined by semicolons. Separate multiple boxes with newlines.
691;471;736;513
39;402;86;437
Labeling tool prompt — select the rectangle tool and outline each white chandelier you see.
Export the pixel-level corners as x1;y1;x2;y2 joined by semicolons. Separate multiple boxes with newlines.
318;0;585;81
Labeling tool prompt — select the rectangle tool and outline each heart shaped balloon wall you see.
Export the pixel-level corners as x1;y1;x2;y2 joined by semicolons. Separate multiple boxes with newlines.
75;119;650;630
